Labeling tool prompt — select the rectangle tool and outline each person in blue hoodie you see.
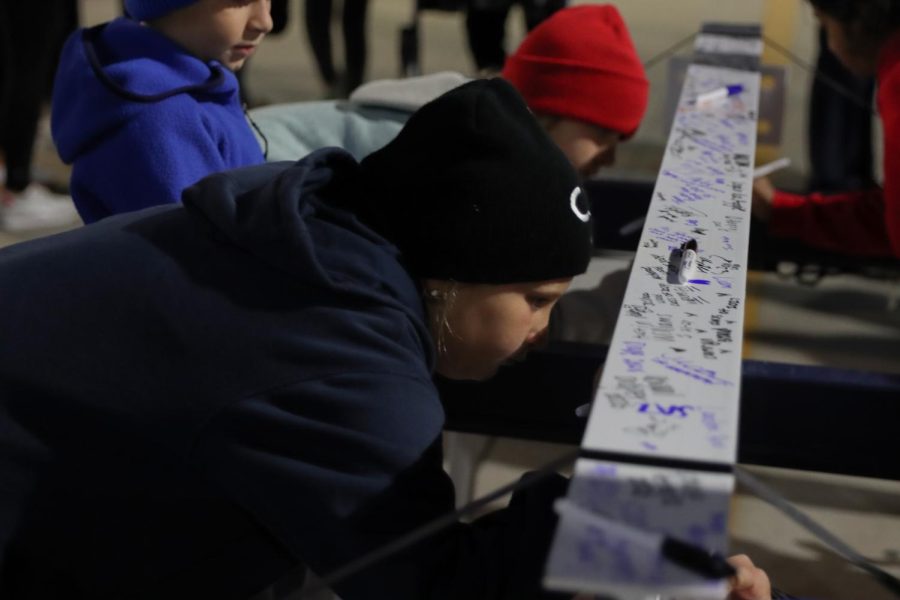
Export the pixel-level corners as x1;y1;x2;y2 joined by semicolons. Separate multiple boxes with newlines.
50;0;273;224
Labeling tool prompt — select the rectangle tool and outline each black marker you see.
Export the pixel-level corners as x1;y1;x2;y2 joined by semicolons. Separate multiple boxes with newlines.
554;499;736;579
661;535;737;579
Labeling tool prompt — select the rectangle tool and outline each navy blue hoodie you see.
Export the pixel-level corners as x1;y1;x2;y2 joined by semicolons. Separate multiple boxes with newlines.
52;17;264;224
0;150;566;599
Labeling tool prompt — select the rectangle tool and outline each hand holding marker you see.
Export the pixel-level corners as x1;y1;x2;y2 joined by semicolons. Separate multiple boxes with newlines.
553;499;737;579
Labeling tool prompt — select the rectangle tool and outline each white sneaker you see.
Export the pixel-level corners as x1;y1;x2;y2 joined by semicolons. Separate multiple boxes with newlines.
0;183;81;232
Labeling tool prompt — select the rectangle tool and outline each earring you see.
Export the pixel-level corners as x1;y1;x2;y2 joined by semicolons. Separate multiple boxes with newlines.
426;289;445;301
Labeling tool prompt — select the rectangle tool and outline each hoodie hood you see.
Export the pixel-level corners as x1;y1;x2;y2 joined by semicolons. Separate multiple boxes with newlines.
181;148;432;362
52;17;238;163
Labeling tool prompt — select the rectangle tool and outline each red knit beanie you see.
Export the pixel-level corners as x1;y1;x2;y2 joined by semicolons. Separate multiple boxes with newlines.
501;4;649;139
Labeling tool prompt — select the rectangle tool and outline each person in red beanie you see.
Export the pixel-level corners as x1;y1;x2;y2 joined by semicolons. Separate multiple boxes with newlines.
250;3;649;182
502;3;649;178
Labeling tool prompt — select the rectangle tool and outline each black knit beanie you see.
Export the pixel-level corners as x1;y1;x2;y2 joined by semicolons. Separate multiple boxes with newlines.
357;78;592;284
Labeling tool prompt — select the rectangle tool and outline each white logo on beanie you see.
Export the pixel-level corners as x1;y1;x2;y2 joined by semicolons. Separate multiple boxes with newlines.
569;187;590;222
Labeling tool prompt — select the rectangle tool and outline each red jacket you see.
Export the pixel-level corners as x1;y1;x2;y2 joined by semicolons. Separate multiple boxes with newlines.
769;31;900;258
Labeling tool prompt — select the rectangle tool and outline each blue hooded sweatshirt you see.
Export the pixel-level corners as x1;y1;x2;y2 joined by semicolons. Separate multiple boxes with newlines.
0;150;566;599
51;17;264;224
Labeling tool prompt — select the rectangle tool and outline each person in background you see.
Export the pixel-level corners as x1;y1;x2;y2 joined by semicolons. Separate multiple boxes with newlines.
500;3;646;179
808;26;876;193
0;0;81;232
51;0;273;224
304;0;370;98
465;0;566;74
753;0;900;259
